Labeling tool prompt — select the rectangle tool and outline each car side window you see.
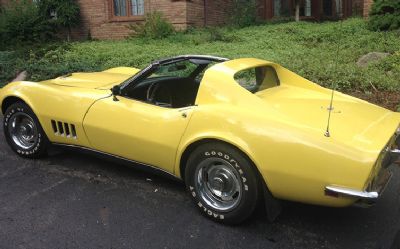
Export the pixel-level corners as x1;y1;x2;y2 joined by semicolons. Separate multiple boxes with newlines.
234;66;280;93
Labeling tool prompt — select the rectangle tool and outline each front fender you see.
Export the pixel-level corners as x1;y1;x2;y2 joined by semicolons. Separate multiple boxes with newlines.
0;81;40;114
0;81;109;148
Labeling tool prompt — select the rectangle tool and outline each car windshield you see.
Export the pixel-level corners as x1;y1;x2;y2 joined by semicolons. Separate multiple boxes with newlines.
148;60;200;79
234;66;280;93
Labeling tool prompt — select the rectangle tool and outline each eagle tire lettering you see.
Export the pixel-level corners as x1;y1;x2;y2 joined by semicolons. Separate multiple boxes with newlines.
3;102;48;158
189;185;225;220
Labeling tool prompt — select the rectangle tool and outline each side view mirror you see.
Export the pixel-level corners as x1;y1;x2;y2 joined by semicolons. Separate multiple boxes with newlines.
111;85;121;101
112;85;121;95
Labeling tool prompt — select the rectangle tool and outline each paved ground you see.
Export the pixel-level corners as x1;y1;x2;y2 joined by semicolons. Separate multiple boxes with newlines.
1;117;400;249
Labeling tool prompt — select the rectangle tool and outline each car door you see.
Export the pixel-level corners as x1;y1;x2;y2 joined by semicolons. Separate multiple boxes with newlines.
83;96;194;174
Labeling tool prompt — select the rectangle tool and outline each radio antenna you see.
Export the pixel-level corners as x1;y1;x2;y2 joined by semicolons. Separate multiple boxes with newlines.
325;12;343;138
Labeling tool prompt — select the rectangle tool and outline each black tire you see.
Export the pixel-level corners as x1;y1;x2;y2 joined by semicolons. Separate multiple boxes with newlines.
3;102;49;158
185;142;260;225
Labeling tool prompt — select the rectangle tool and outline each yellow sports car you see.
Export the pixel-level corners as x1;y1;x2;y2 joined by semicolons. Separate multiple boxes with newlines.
1;55;399;224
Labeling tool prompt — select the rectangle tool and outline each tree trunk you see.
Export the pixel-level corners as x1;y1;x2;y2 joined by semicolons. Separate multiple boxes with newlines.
295;0;300;22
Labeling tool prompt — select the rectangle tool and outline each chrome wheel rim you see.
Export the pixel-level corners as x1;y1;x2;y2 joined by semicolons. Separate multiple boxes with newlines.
7;112;38;150
195;158;242;212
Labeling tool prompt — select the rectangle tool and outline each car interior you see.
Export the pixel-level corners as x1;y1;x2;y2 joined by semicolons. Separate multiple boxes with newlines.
121;59;280;109
234;66;280;93
122;59;213;108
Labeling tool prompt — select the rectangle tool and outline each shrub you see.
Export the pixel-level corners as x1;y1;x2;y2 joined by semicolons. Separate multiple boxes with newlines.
130;11;175;39
0;0;54;47
0;0;80;47
0;51;21;85
37;0;81;41
230;0;258;27
368;0;400;31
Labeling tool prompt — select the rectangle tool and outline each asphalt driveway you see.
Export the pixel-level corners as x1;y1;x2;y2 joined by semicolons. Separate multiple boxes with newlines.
0;116;400;249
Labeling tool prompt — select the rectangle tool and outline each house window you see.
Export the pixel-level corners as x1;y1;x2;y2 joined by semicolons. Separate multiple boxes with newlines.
114;0;127;16
335;0;343;16
323;0;333;16
274;0;290;17
131;0;144;15
274;0;312;18
304;0;311;17
112;0;144;19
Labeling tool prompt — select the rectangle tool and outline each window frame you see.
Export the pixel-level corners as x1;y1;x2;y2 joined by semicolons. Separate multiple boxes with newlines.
234;65;280;94
109;0;145;22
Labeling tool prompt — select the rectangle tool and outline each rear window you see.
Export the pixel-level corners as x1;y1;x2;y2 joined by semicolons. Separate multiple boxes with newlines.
234;66;280;93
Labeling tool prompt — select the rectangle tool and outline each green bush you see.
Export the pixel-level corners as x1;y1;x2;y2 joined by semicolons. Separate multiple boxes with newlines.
37;0;81;41
0;0;54;47
0;0;80;47
230;0;258;27
129;11;175;39
368;0;400;31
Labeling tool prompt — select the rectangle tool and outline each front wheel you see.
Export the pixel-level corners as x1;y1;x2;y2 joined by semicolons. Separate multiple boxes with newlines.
185;142;260;224
3;102;49;158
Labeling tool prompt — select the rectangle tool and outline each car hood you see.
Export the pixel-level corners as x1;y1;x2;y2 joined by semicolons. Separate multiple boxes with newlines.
41;67;140;90
256;85;400;153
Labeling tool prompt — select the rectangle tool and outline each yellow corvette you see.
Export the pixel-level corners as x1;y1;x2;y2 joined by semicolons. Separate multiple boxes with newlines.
0;55;399;224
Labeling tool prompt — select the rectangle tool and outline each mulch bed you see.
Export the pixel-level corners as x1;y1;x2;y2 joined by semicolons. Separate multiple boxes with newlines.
351;91;400;111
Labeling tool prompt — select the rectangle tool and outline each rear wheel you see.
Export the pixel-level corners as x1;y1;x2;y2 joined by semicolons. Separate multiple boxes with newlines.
3;102;49;158
185;142;260;224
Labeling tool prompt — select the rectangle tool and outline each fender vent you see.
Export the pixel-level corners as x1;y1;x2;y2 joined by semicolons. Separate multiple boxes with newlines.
51;120;77;139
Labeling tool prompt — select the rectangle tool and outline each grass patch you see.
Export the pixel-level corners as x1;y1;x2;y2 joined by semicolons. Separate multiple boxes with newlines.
1;18;400;94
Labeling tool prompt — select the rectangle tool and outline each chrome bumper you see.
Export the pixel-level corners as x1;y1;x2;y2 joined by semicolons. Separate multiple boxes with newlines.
325;167;392;205
325;126;399;206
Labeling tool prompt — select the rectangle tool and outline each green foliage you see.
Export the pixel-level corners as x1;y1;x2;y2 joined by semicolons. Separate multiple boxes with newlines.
0;0;54;47
1;18;399;99
230;0;258;27
0;0;80;46
37;0;80;30
0;51;20;85
129;11;175;39
368;0;400;31
167;27;240;45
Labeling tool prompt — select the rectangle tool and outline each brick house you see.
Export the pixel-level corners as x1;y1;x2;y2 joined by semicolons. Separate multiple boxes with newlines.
1;0;374;40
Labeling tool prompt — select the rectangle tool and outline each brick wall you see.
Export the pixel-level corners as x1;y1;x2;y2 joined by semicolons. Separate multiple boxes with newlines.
71;0;190;40
363;0;373;17
187;0;205;27
72;0;236;40
204;0;233;26
352;0;364;16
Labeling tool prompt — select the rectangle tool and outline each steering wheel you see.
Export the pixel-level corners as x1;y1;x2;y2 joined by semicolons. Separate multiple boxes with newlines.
146;82;173;108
